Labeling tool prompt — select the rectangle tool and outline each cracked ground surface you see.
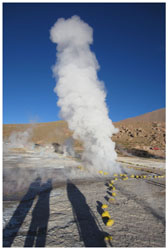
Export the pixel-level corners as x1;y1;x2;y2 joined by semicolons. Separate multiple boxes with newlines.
3;153;165;247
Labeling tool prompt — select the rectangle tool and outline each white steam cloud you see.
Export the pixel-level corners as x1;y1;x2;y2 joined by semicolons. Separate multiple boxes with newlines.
50;15;120;173
4;128;33;152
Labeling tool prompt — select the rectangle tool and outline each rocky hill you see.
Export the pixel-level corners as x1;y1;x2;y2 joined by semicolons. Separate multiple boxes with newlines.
113;121;165;158
112;108;165;158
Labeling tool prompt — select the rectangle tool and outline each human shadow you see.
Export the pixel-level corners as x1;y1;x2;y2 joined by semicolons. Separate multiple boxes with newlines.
3;177;41;247
67;181;107;247
24;179;52;247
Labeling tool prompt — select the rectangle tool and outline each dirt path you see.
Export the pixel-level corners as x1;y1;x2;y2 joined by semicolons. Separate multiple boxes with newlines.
117;156;165;169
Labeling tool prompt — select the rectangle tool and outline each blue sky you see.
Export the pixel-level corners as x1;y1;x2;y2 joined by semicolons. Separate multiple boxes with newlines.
3;3;165;124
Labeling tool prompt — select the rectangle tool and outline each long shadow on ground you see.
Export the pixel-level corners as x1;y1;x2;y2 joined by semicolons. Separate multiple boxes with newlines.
67;181;107;247
24;179;52;247
3;177;41;247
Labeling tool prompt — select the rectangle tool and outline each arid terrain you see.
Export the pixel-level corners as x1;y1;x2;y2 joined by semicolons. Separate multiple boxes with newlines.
113;108;165;159
3;108;165;158
3;108;166;247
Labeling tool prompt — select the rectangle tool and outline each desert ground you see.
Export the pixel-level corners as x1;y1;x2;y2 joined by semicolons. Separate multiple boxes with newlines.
3;108;166;247
3;148;165;247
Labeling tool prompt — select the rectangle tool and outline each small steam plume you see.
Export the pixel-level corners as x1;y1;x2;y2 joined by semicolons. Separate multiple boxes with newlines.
7;128;33;149
3;122;38;152
63;137;76;158
3;128;33;153
50;16;120;173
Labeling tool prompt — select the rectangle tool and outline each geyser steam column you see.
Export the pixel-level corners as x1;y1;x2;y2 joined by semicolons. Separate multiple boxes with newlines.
50;16;120;173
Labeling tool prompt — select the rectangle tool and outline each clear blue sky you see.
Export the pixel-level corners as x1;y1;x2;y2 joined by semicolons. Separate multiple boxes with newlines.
3;3;165;124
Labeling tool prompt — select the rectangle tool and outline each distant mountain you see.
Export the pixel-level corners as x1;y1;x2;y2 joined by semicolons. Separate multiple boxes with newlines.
118;108;165;123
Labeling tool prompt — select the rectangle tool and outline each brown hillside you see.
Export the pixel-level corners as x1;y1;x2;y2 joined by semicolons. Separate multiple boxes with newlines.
3;108;165;158
119;108;165;123
112;108;165;158
3;121;71;145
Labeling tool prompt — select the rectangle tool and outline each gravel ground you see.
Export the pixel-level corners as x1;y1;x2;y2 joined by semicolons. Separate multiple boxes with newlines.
3;153;165;247
117;156;165;169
